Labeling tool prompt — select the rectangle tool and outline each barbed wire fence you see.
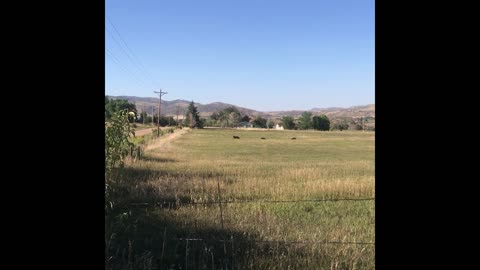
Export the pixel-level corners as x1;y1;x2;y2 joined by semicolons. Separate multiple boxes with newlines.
129;197;375;207
108;187;375;269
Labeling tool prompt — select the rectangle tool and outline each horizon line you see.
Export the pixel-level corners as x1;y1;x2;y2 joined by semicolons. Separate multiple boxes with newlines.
106;94;374;113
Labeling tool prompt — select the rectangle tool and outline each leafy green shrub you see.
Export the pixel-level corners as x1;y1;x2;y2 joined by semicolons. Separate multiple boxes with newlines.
105;110;135;173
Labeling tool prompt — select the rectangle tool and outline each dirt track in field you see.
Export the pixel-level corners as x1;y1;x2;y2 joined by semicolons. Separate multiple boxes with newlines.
144;128;190;152
135;128;154;137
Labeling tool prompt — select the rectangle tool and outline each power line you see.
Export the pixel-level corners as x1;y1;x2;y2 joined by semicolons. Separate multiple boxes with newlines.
106;44;148;89
106;16;159;86
105;27;150;85
106;16;157;81
106;48;149;89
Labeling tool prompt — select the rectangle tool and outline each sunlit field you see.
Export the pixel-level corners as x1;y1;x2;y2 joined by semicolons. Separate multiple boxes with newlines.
106;128;375;270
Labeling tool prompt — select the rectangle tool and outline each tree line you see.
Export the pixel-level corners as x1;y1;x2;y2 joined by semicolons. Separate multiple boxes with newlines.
281;112;331;131
106;97;374;131
281;112;374;131
105;97;204;128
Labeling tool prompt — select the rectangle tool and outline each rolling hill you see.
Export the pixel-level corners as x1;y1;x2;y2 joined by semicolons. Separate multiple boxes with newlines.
106;95;375;120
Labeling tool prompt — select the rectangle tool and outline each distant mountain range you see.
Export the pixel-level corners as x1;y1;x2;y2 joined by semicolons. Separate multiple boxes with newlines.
106;95;375;119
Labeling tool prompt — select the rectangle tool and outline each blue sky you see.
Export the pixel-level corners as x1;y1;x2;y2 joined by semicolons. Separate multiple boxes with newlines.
105;0;374;111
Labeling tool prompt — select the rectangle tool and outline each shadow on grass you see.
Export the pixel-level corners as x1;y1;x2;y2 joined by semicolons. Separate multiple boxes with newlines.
140;156;178;163
106;168;375;270
112;167;225;183
108;166;229;210
110;167;162;184
106;206;375;270
105;207;261;270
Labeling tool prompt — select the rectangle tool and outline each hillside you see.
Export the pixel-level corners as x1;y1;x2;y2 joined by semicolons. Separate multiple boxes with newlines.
310;104;376;118
106;95;375;119
107;96;267;117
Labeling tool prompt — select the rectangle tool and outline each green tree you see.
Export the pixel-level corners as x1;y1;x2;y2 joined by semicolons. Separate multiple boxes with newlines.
252;116;267;128
105;97;137;122
139;112;147;123
349;118;364;130
200;117;209;127
312;115;330;131
145;116;153;124
186;101;202;128
331;122;349;131
299;111;312;130
266;118;274;129
211;112;220;121
241;115;250;122
203;118;211;127
224;107;241;127
153;116;177;127
210;106;242;127
208;112;221;127
105;110;135;172
229;111;241;127
352;124;363;130
281;116;295;130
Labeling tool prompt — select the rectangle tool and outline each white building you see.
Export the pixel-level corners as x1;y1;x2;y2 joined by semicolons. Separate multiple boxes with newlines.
274;124;284;130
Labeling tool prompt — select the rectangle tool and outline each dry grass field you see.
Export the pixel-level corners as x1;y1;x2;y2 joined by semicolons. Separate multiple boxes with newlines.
106;128;375;270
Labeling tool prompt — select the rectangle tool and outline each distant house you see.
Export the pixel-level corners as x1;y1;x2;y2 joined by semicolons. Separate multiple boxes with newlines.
238;121;254;128
274;124;284;130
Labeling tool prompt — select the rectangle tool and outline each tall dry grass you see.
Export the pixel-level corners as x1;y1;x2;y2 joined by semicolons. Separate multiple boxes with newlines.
106;129;375;270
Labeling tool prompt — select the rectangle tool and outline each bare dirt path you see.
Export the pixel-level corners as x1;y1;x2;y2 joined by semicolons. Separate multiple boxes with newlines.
135;128;154;137
144;128;190;152
134;127;178;137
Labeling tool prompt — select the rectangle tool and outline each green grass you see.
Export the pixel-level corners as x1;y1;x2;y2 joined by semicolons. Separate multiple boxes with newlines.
106;129;375;270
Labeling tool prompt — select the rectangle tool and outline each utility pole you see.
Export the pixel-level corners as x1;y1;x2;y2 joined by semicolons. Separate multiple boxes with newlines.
154;89;168;134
